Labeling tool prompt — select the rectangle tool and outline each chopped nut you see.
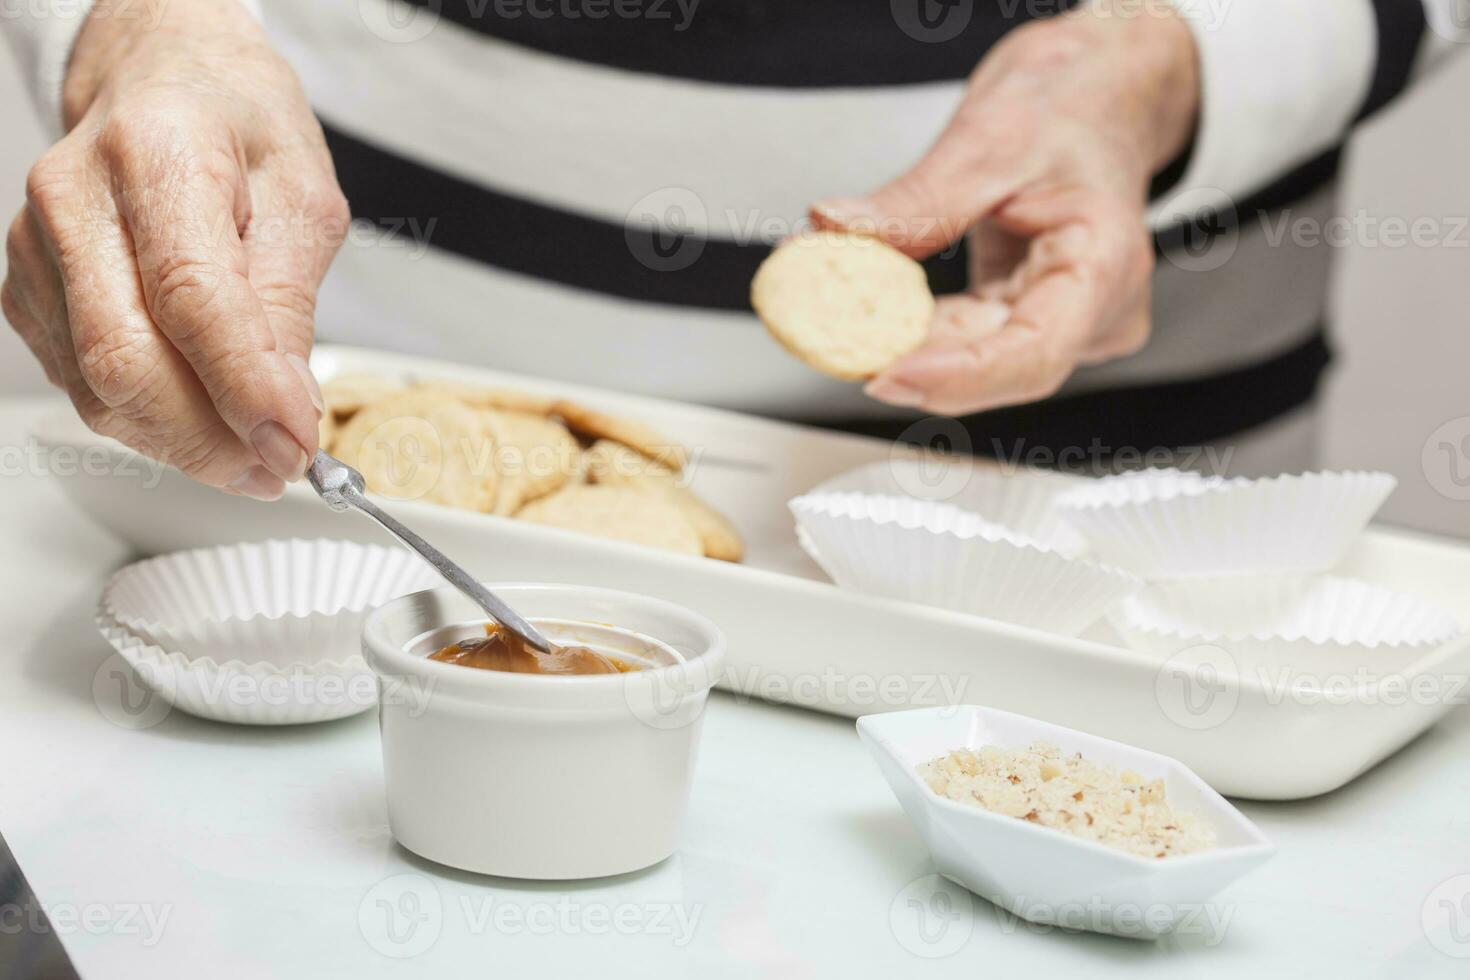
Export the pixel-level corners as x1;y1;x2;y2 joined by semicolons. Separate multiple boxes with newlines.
914;742;1217;860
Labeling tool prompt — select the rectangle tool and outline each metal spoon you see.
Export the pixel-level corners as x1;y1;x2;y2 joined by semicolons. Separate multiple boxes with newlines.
306;450;554;653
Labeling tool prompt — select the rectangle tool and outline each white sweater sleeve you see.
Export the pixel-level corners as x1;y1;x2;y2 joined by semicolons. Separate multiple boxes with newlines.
1149;0;1461;221
1;0;262;140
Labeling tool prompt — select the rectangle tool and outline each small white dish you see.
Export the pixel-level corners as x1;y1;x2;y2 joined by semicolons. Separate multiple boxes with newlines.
857;706;1274;939
790;492;1137;636
1110;575;1464;675
1055;469;1396;579
363;583;725;880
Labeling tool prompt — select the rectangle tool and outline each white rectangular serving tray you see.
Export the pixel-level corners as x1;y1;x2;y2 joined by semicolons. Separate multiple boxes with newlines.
32;344;1470;801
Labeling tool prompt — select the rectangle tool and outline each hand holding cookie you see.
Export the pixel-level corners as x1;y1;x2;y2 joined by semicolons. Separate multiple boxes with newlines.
782;2;1200;416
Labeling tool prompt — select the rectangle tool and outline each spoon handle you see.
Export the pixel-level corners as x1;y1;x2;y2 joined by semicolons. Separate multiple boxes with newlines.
349;494;553;653
307;450;552;653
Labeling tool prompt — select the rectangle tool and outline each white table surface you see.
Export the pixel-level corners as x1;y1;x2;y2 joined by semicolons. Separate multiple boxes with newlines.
1;397;1466;979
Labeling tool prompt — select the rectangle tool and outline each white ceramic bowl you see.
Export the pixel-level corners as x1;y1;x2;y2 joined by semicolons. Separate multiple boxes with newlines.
362;583;726;879
857;706;1274;939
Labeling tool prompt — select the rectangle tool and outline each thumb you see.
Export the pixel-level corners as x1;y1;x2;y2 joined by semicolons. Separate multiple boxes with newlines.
810;123;1022;259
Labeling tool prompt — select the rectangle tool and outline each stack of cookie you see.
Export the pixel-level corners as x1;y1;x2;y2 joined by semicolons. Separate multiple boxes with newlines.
318;373;743;562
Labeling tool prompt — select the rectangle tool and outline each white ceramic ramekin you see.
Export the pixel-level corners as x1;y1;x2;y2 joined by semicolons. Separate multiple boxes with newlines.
362;583;726;880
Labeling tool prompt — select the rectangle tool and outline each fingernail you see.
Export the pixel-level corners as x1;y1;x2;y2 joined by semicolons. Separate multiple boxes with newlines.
286;353;325;415
251;420;309;482
227;465;286;502
813;196;879;229
865;378;926;408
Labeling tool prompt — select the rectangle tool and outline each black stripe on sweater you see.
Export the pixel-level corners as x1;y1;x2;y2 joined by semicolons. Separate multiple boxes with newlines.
1152;147;1343;255
1361;0;1429;119
322;122;969;309
323;121;1342;310
814;331;1332;458
398;0;1079;87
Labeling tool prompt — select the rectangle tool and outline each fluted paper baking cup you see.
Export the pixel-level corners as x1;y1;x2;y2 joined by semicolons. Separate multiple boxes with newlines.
96;613;379;725
789;492;1138;636
809;458;1085;557
1109;576;1463;675
101;539;440;665
1055;469;1396;579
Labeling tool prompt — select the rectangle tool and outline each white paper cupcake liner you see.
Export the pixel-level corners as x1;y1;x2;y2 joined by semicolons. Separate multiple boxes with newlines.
101;539;441;665
789;492;1138;636
1109;576;1464;675
96;613;379;726
1055;469;1396;579
809;458;1085;557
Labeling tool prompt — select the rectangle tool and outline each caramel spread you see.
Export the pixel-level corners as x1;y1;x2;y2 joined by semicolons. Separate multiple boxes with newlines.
428;624;640;675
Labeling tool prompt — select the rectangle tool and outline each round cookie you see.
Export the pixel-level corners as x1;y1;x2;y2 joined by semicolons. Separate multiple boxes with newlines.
553;400;689;471
751;231;934;380
412;380;558;416
585;440;744;561
484;409;583;515
583;438;680;490
515;484;702;556
321;372;404;419
333;389;498;511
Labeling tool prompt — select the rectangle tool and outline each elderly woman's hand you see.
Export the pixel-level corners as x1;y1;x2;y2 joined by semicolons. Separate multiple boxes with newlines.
2;0;347;499
813;0;1199;417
